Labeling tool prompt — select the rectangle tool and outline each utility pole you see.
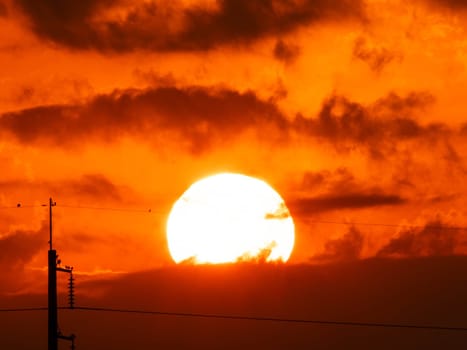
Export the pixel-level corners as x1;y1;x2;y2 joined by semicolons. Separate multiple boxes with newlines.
48;198;58;350
47;198;76;350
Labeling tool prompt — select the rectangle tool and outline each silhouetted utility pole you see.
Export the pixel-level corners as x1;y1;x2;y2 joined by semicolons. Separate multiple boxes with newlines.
48;198;76;350
48;198;58;350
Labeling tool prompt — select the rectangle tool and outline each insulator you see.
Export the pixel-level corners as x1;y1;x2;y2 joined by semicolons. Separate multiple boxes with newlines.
68;274;75;309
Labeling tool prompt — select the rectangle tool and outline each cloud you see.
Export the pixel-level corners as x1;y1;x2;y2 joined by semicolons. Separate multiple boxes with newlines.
293;92;439;157
67;174;122;200
288;167;406;215
352;37;399;72
133;69;177;87
0;225;46;267
0;174;125;202
290;193;405;216
15;0;365;52
300;167;358;194
311;226;364;262
377;220;464;258
0;85;450;157
273;39;301;64
425;0;467;10
0;86;285;152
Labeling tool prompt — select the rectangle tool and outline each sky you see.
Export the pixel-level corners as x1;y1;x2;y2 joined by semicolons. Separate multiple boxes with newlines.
0;0;467;348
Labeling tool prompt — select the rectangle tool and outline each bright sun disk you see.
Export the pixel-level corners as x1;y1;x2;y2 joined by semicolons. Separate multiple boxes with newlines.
166;173;295;264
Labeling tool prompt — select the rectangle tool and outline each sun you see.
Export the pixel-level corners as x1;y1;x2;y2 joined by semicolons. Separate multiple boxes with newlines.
166;173;295;264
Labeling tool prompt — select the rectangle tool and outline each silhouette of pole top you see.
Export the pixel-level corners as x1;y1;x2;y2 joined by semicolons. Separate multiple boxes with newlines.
49;197;56;251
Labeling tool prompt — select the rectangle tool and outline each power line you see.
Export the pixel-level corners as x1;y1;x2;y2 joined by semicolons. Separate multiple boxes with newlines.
4;306;467;332
56;204;467;231
53;306;467;332
2;201;467;231
0;202;156;213
57;204;155;213
3;305;467;333
0;307;48;312
0;204;45;209
0;202;163;214
301;219;467;231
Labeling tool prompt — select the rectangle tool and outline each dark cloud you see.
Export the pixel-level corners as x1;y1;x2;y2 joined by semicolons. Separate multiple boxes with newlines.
372;91;435;116
377;220;465;257
290;192;405;215
14;0;113;46
293;92;439;157
0;174;124;201
15;0;365;52
0;86;285;152
0;86;450;156
425;0;467;10
311;226;364;262
353;37;398;72
289;167;406;215
0;225;45;267
273;39;300;64
426;193;460;204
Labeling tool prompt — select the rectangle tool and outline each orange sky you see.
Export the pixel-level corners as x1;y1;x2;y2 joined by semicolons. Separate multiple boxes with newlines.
0;0;467;297
1;1;467;348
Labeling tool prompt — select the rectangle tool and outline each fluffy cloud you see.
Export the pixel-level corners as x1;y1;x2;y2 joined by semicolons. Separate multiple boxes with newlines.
377;220;465;257
293;92;439;158
15;0;365;52
0;86;285;152
0;84;450;158
311;226;364;262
